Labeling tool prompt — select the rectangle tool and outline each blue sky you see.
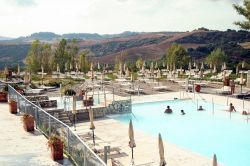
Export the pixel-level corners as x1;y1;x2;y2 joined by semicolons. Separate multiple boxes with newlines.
0;0;244;37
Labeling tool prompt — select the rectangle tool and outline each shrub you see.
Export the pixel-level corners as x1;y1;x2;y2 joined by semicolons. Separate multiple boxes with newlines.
64;89;76;96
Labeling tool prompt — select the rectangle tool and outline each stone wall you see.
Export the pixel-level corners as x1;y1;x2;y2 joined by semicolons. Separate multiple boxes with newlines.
26;95;49;101
33;100;57;108
106;99;132;114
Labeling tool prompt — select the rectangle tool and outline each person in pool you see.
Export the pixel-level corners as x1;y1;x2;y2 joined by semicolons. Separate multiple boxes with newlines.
181;110;185;115
164;106;172;113
229;103;236;112
197;105;205;111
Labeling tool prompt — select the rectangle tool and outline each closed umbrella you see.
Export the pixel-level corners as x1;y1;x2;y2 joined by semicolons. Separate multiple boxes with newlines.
236;65;239;76
213;65;217;73
126;68;130;77
221;64;224;72
158;134;166;166
180;66;183;75
223;62;227;70
123;63;126;72
201;62;204;70
57;64;60;73
130;73;134;82
70;63;73;71
242;61;245;68
213;154;217;166
162;61;165;68
17;64;20;76
129;120;136;160
193;61;196;67
4;65;8;75
97;62;100;70
167;63;169;71
65;63;68;72
119;63;122;78
89;109;96;146
188;62;192;70
210;63;213;69
24;71;29;84
41;65;44;79
150;62;154;71
155;62;158;69
90;62;93;71
240;71;244;84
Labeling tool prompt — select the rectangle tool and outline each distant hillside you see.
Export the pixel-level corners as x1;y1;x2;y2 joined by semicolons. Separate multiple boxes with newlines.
0;36;14;41
0;30;249;69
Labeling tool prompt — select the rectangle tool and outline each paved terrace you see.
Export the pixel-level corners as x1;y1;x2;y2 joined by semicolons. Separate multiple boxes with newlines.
0;103;73;166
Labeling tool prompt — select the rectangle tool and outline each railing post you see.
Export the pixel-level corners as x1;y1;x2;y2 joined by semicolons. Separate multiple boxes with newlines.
48;116;51;136
67;127;70;153
24;100;27;114
35;107;38;129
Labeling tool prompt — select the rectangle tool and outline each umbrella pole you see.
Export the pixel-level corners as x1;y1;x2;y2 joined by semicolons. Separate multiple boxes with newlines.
132;147;134;159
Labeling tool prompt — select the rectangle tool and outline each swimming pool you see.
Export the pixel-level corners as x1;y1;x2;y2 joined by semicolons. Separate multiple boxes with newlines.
112;99;250;166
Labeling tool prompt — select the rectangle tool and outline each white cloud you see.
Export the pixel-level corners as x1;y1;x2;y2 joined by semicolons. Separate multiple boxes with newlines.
0;0;243;37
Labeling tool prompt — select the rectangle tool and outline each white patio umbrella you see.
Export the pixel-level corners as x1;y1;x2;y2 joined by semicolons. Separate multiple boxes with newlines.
41;65;44;79
129;120;136;160
157;68;161;79
236;65;239;75
213;65;217;73
57;64;60;73
213;154;217;166
4;65;8;75
188;62;192;70
65;63;68;72
126;68;130;77
123;63;126;72
70;63;73;71
155;62;158;69
223;62;227;70
240;71;244;84
242;61;245;68
90;62;93;71
162;61;165;68
150;62;154;71
24;71;29;84
89;109;96;145
201;62;204;70
97;62;100;70
17;64;20;76
158;133;166;166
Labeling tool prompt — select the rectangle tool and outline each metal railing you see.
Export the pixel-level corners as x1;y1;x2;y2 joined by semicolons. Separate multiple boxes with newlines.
8;85;107;166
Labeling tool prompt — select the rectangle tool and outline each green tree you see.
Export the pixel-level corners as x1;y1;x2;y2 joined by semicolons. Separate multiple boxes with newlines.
205;48;227;68
54;39;68;72
25;40;43;72
79;51;89;73
166;44;190;70
233;0;250;30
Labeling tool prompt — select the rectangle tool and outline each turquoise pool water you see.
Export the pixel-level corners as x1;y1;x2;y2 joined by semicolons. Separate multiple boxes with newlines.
111;99;250;166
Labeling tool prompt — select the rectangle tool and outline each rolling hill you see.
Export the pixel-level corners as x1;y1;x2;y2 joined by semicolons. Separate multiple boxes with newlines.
0;30;249;69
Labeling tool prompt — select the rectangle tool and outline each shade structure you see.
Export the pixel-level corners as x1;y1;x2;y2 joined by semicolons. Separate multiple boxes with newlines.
17;64;20;76
57;64;60;73
213;154;217;166
128;120;136;159
158;134;166;166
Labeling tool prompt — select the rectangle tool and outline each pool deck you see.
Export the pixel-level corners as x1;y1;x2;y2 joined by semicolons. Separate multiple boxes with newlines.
0;103;73;166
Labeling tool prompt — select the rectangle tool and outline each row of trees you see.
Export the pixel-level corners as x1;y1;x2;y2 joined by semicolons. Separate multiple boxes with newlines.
25;39;90;73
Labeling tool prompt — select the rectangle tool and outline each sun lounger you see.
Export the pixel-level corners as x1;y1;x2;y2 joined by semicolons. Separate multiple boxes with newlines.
153;86;169;91
216;86;231;94
124;88;144;94
234;91;250;99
